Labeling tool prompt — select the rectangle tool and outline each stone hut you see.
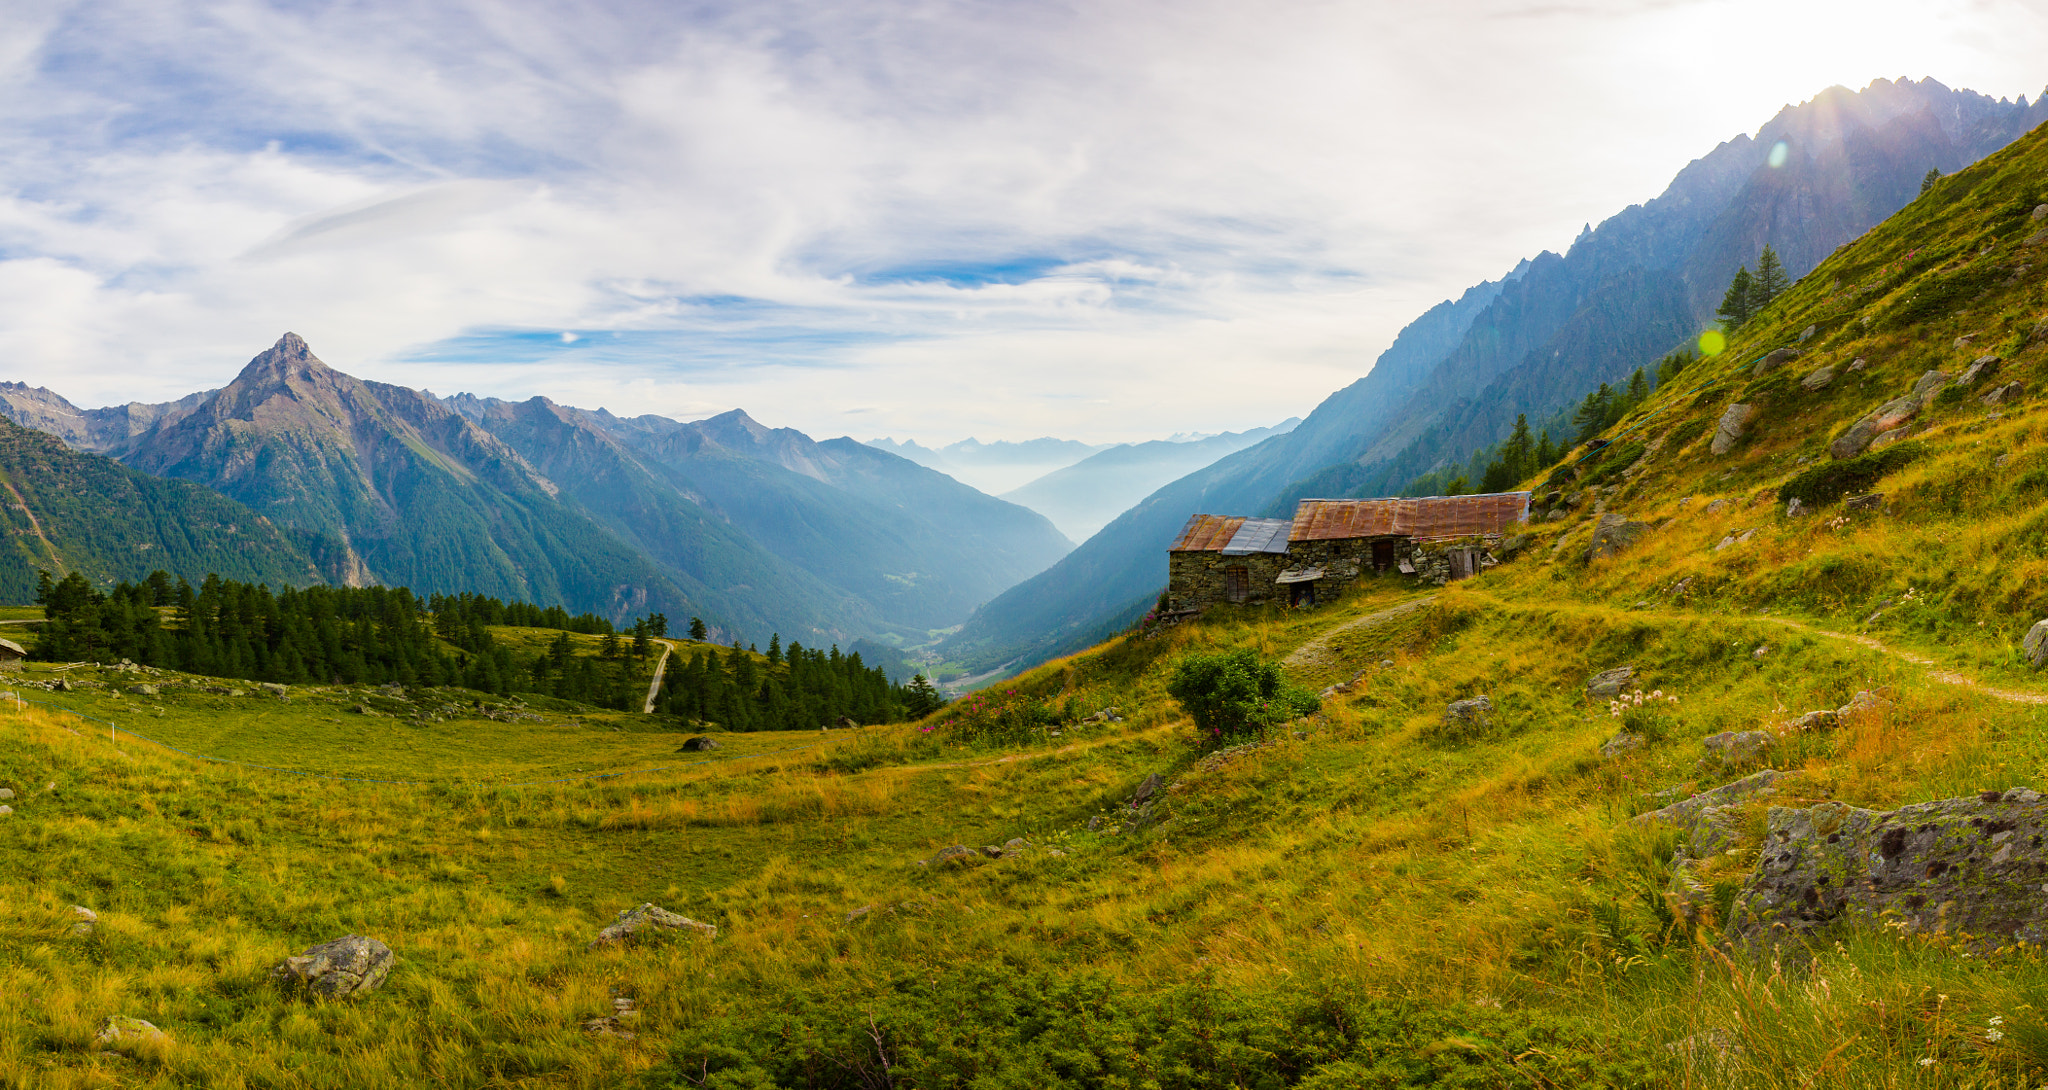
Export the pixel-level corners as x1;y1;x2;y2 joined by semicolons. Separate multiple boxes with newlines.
0;638;23;671
1165;515;1293;610
1164;492;1531;611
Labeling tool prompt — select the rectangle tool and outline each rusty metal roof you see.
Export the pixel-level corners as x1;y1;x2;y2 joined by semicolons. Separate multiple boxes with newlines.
1169;513;1247;552
1221;517;1291;555
1289;493;1531;543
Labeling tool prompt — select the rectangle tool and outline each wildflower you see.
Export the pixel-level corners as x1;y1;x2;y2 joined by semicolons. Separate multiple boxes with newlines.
1919;1057;1934;1066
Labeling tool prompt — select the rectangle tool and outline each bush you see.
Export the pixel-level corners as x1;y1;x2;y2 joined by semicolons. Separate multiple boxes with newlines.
1777;441;1924;507
1165;648;1320;744
929;687;1060;747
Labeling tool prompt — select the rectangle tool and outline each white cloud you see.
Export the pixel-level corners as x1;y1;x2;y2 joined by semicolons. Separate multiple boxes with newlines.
4;0;2046;442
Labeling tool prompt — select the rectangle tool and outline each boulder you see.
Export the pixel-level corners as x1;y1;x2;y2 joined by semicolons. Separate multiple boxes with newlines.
1702;730;1775;767
1847;357;1867;371
834;716;857;729
1798;365;1837;392
1837;690;1885;718
1956;355;2002;386
2025;619;2048;668
129;684;158;696
1129;773;1163;807
1830;390;1924;459
1599;732;1644;758
1910;369;1951;408
0;788;12;800
2036;203;2048;221
1843;492;1885;513
1984;381;2026;406
1786;709;1838;732
1632;770;1787;857
1797;325;1817;343
70;905;97;936
1443;696;1494;731
1729;788;2048;948
271;934;395;998
1003;837;1027;853
979;844;1005;858
258;682;288;698
678;737;719;752
1585;513;1650;561
94;1016;166;1053
1709;403;1758;454
1585;666;1636;700
589;904;716;948
1784;497;1807;519
927;844;976;866
53;677;73;692
1753;347;1800;375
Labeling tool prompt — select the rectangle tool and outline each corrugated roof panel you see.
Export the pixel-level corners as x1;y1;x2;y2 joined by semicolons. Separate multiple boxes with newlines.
1220;517;1292;555
1169;513;1247;552
1289;493;1530;543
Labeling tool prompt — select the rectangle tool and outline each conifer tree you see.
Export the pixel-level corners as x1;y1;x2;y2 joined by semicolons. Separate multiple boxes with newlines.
1717;266;1754;329
1751;245;1789;310
688;616;707;641
1920;167;1941;196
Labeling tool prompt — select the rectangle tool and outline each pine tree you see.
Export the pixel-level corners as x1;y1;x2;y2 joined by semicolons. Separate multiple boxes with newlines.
688;616;707;641
1751;245;1789;310
766;634;781;664
1624;368;1649;409
904;674;944;718
1535;429;1556;470
1572;384;1615;445
1920;167;1941;196
1717;266;1754;329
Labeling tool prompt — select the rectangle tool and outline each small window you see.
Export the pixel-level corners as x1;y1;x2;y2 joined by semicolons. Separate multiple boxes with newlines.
1224;566;1250;603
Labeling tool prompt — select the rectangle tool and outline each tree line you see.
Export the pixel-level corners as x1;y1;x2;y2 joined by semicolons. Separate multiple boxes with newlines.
656;633;921;730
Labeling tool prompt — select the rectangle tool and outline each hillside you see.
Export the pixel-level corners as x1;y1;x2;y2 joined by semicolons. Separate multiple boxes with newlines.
0;417;319;601
945;78;2048;678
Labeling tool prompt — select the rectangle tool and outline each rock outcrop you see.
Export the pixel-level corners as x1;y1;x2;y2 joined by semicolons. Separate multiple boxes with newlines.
1586;513;1650;561
1709;404;1758;455
1701;730;1774;767
589;903;716;947
1586;666;1636;700
1443;696;1494;732
2025;619;2048;668
678;737;719;752
1730;788;2048;948
1830;371;1947;459
272;934;395;998
95;1016;166;1053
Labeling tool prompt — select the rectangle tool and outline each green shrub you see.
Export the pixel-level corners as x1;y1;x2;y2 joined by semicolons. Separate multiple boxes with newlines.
1165;648;1320;744
1777;441;1925;506
929;687;1060;747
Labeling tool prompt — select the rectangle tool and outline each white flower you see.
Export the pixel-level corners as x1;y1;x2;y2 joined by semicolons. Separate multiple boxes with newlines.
1988;1028;2005;1042
1990;1016;2005;1027
1919;1057;1934;1066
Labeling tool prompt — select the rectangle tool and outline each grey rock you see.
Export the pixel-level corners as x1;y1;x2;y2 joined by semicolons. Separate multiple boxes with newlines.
53;677;72;692
929;844;977;865
129;684;158;696
1004;837;1027;853
1599;732;1645;758
1129;772;1162;807
1633;770;1787;858
1867;427;1911;453
1787;709;1838;732
1752;644;1769;659
1784;497;1807;519
2025;619;2048;668
1585;513;1650;561
95;1016;166;1053
272;934;395;997
2036;203;2048;221
979;844;1005;858
1585;666;1636;700
1911;369;1951;407
1847;357;1867;371
1709;403;1758;454
1957;355;2002;386
1702;730;1775;767
1730;789;2048;948
259;682;288;698
1843;492;1885;513
1984;381;2026;406
1443;695;1494;731
846;905;873;923
1544;509;1567;522
1754;347;1800;375
0;805;11;816
589;904;715;948
1086;815;1102;832
1797;325;1817;343
0;788;11;800
70;905;96;936
678;737;719;752
1799;365;1837;392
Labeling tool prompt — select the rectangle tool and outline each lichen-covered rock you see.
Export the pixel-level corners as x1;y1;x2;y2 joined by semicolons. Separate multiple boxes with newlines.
1730;788;2048;948
1785;709;1838;733
1753;347;1800;375
1586;666;1636;700
1632;770;1787;850
1956;355;2002;386
589;904;716;948
1443;696;1494;731
1702;730;1774;767
70;905;97;936
1599;732;1644;758
1586;513;1650;561
678;736;719;752
1843;492;1885;513
927;844;976;866
272;934;395;997
1830;378;1940;460
2025;619;2048;668
1799;365;1838;392
1709;403;1758;455
95;1016;166;1053
1784;497;1808;519
1984;381;2027;406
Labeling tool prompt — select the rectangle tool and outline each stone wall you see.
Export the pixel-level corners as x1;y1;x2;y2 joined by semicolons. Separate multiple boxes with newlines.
1165;551;1293;611
1168;532;1514;610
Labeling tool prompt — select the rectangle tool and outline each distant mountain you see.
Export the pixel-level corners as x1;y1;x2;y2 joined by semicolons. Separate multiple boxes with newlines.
449;397;1073;633
942;76;2048;676
0;415;319;602
6;335;1069;645
865;435;1111;494
999;419;1301;542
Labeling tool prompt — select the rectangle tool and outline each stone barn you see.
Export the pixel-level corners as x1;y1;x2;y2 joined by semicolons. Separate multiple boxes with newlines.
1164;492;1531;611
0;637;23;671
1165;515;1293;610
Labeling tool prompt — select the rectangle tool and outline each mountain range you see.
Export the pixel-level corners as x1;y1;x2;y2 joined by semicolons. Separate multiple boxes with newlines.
997;419;1300;542
0;335;1073;646
939;76;2048;674
864;436;1111;495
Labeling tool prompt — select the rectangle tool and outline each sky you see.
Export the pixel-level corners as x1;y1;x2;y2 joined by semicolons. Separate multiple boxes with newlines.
2;0;2046;445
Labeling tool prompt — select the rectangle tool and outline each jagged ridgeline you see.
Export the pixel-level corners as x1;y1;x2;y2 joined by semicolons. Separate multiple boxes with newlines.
0;418;319;601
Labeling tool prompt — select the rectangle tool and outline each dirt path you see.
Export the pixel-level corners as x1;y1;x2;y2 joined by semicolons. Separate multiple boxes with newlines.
643;640;675;714
1760;617;2048;706
1282;595;1438;675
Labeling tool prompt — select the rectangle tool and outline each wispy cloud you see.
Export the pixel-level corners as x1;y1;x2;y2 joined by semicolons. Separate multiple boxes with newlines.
2;0;2044;443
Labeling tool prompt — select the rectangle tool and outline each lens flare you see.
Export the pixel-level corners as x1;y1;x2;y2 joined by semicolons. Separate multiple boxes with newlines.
1767;140;1789;168
1698;329;1726;356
